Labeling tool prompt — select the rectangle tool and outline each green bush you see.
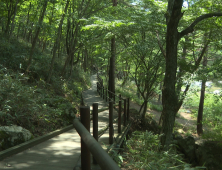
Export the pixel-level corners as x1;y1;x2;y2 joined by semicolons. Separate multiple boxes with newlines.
182;87;222;141
0;66;79;135
122;131;201;170
149;103;163;112
0;34;91;137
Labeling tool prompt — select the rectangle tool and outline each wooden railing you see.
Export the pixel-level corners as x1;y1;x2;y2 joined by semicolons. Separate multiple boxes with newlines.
96;72;130;128
72;72;131;170
73;105;121;170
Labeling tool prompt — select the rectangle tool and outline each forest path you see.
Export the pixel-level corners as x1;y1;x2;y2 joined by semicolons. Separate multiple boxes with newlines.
129;101;206;143
0;74;115;170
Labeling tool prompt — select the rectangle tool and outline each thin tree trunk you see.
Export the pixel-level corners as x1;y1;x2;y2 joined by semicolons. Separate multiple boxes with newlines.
9;0;18;38
197;80;206;135
5;0;12;35
23;2;31;40
83;48;87;72
26;0;48;72
158;83;162;102
17;22;21;39
46;0;69;83
197;52;208;135
27;23;33;42
69;53;74;77
141;100;148;119
109;37;116;100
109;0;117;101
138;101;145;115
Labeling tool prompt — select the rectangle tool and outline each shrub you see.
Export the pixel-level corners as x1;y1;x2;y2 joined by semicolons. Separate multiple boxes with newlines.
122;131;201;170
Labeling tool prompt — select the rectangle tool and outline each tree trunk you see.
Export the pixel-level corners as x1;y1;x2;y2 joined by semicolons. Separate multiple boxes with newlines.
109;37;116;101
46;0;69;83
16;22;21;39
23;2;31;40
83;48;88;72
9;0;18;38
160;0;183;150
158;83;162;103
26;0;48;72
141;100;148;119
160;0;222;150
5;0;12;35
197;53;208;135
197;80;206;135
69;53;74;77
27;23;33;42
108;0;117;101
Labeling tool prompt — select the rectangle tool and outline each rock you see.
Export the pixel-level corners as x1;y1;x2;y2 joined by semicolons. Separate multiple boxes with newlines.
196;141;222;170
0;125;34;150
213;90;221;95
174;135;197;165
185;110;191;113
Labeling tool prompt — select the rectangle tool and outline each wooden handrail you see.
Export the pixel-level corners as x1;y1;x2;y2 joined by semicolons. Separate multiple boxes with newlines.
73;109;121;170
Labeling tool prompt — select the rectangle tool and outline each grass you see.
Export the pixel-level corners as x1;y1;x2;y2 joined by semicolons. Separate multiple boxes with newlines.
120;131;202;170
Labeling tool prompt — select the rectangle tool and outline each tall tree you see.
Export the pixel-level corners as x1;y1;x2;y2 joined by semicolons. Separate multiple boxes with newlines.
26;0;48;72
9;0;19;38
197;47;208;135
109;0;117;101
47;0;70;83
160;0;222;149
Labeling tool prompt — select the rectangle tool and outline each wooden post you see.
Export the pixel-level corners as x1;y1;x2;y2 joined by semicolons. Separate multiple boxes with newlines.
103;86;105;100
80;106;91;170
101;80;103;97
127;98;130;121
106;88;108;102
118;94;122;133
109;91;111;102
93;103;98;164
109;101;113;144
114;92;115;104
73;119;121;170
124;99;126;126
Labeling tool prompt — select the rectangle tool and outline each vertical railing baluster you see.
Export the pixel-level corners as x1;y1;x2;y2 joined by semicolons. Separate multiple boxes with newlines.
127;98;130;121
118;94;122;133
109;101;113;144
124;99;126;126
80;106;91;170
93;103;98;164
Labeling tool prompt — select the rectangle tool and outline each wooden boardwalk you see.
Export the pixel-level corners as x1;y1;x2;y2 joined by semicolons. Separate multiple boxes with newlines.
0;74;120;170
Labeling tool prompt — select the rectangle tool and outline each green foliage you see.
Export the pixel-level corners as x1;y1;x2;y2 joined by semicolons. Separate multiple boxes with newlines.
115;80;143;105
122;131;199;170
109;148;124;167
0;35;90;137
149;103;163;112
0;65;77;135
182;84;222;141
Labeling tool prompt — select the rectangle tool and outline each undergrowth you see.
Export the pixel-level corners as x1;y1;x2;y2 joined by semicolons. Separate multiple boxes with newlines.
121;131;202;170
0;34;90;137
115;79;162;112
183;88;222;141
